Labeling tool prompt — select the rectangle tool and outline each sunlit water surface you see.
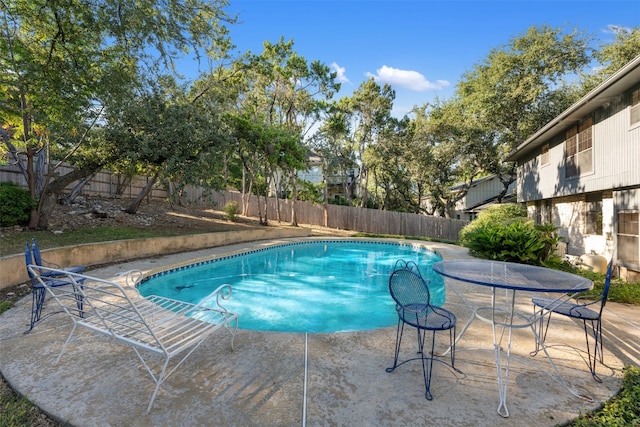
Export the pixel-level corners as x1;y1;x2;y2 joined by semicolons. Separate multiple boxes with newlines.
138;240;443;333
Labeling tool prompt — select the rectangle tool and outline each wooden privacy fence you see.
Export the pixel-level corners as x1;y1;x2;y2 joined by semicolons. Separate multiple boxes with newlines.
189;189;468;242
1;161;468;241
0;161;169;200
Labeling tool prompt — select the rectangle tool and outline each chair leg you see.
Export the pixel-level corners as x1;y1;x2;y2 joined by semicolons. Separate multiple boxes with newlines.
418;329;436;400
386;319;405;373
531;309;552;357
449;326;459;373
24;287;47;334
583;319;603;383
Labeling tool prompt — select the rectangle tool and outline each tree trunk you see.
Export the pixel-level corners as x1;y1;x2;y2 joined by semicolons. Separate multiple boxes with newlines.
116;174;132;196
290;172;298;227
124;173;159;214
63;172;96;204
34;161;105;229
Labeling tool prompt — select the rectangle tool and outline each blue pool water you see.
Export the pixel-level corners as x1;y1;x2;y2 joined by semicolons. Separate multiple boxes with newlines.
138;240;443;333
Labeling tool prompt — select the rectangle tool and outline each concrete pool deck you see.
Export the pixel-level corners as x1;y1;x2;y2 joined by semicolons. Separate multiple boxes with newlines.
1;237;639;426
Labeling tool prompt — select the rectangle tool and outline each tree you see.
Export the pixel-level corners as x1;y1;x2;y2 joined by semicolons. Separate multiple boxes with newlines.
457;25;592;200
104;83;227;214
310;102;355;225
228;38;339;225
582;26;640;92
0;0;235;228
346;78;395;208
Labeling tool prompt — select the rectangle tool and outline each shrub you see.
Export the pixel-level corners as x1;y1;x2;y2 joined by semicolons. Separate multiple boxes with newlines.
223;201;240;222
459;203;560;265
0;182;35;227
458;203;527;246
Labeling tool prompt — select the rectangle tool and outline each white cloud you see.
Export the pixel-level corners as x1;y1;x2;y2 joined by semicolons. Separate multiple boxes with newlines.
604;24;631;35
366;65;449;92
331;62;350;83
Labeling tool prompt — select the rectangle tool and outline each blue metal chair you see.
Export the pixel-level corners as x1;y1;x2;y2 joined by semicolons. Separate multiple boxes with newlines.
385;260;459;400
531;259;614;382
31;238;85;277
24;242;84;334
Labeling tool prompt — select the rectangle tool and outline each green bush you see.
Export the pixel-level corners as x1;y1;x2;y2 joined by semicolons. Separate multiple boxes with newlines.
459;203;527;246
459;203;560;265
223;201;240;222
0;182;35;227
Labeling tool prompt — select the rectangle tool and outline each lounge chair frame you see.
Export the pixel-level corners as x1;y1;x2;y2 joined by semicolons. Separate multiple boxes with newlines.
27;265;239;413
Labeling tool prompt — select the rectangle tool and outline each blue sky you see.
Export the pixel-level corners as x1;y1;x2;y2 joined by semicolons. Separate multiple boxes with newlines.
181;1;639;117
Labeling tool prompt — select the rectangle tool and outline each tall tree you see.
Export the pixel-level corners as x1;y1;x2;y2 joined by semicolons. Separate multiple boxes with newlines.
0;0;235;228
347;78;395;208
457;25;592;200
582;26;640;92
229;38;339;224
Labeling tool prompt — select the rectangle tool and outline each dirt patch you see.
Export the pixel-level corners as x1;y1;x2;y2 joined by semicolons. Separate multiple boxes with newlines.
45;195;260;233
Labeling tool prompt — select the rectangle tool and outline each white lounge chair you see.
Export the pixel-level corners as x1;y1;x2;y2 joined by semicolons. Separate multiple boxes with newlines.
27;265;239;413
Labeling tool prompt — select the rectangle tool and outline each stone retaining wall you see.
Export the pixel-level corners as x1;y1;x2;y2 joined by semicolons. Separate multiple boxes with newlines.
0;226;311;289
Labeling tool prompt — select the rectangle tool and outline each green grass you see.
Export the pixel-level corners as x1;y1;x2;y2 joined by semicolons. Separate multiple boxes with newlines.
0;226;203;257
567;365;640;427
544;260;640;306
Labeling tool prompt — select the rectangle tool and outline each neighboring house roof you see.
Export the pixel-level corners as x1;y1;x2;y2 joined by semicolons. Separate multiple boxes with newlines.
506;54;640;162
450;174;500;191
465;192;518;213
451;174;517;213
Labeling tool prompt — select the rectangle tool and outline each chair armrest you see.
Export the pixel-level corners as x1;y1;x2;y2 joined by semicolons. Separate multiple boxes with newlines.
195;284;234;311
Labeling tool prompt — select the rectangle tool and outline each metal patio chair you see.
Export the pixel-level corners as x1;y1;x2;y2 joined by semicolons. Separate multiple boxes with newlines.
24;242;84;334
385;259;459;400
28;265;238;414
531;258;614;382
31;238;85;277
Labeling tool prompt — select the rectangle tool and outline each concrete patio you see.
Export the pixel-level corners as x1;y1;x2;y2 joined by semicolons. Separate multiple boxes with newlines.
1;238;639;426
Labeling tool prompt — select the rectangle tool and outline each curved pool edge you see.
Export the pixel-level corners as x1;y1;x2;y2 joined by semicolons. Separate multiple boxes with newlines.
137;237;455;333
0;225;311;289
140;236;447;283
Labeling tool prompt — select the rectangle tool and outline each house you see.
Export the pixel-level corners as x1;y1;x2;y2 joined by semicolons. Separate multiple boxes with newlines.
272;153;356;201
452;174;517;221
506;54;640;280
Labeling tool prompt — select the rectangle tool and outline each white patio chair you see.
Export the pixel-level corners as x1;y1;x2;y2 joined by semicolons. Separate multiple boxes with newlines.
27;265;239;413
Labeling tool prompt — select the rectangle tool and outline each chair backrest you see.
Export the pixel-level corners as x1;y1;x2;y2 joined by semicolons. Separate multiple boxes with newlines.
600;259;615;309
388;263;431;309
25;242;33;278
31;238;44;266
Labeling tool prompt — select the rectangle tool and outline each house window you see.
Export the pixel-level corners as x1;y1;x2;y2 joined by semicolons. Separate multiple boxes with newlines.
541;144;549;165
585;203;603;235
618;211;639;266
565;117;593;178
631;87;640;127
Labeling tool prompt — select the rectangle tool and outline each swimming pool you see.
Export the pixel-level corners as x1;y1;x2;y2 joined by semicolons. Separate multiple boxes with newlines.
138;240;444;333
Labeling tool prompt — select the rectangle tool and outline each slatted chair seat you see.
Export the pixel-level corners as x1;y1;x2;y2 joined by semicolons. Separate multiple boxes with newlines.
27;265;239;413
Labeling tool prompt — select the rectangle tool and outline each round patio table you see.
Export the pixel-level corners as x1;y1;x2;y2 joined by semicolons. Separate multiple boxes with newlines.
432;259;593;418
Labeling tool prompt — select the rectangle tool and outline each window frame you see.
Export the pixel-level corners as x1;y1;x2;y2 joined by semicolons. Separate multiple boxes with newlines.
630;87;640;129
540;143;549;166
565;117;593;179
617;210;639;267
